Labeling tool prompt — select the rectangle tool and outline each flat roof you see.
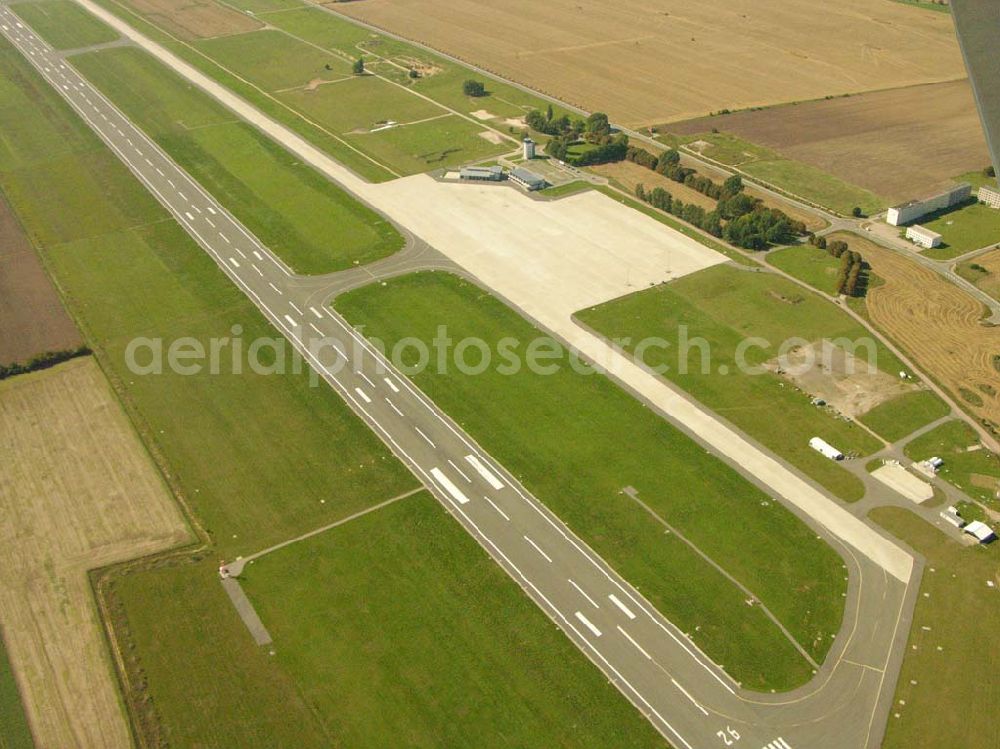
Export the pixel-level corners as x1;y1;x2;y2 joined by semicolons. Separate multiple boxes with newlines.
964;520;996;541
460;165;503;174
907;225;942;240
511;166;544;183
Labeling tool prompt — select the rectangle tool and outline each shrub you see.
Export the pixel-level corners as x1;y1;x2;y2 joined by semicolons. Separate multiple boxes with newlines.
462;79;486;97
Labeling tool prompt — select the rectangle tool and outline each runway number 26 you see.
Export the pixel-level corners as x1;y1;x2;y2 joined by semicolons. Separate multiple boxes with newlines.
716;726;741;746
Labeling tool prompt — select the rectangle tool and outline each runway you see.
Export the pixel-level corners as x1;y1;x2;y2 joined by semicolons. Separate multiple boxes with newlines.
0;9;917;748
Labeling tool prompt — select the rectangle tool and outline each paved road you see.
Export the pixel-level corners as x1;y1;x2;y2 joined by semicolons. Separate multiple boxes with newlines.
0;11;917;749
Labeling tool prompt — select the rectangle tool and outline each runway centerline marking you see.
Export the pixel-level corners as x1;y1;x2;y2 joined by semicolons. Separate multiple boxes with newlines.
618;625;652;660
358;371;376;389
252;264;263;277
289;300;303;315
268;282;282;295
385;398;404;417
414;426;435;448
524;535;553;564
575;611;602;638
447;459;472;483
483;495;510;521
569;579;600;609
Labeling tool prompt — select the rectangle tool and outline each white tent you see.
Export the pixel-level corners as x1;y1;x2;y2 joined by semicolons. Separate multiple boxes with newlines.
963;520;997;544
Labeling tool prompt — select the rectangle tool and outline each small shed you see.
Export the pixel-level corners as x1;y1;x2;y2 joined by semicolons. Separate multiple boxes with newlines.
963;520;997;544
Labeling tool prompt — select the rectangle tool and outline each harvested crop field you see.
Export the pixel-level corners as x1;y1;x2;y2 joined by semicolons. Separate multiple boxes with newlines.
591;160;826;231
831;232;1000;430
0;193;81;365
123;0;261;39
330;0;965;128
0;358;190;749
958;248;1000;301
667;80;989;204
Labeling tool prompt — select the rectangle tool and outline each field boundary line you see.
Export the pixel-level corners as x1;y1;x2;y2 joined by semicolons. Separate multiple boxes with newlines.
223;486;424;576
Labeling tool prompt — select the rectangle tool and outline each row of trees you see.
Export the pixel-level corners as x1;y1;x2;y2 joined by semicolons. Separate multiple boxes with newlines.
0;346;92;381
541;111;628;166
635;185;724;238
808;236;867;296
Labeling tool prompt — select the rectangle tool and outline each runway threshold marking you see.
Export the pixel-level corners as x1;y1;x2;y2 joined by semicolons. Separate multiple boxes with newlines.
575;611;602;638
763;740;792;749
617;625;652;660
524;535;552;563
569;579;600;609
430;467;470;505
465;454;504;490
609;594;636;620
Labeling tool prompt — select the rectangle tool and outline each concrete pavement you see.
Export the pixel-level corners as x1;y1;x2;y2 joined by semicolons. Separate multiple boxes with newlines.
0;9;918;748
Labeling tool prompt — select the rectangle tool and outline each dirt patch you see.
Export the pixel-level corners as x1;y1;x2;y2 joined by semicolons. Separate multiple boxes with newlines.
394;54;442;78
0;358;189;748
332;0;965;128
0;194;81;364
502;116;527;128
478;129;504;144
123;0;261;40
766;339;916;418
471;108;496;121
667;80;989;204
832;231;1000;430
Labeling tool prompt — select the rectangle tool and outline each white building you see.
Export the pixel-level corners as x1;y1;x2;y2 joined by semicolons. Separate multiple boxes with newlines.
887;183;971;226
523;137;536;160
963;520;996;544
509;166;546;191
459;165;504;182
906;224;943;249
809;437;844;461
978;184;1000;209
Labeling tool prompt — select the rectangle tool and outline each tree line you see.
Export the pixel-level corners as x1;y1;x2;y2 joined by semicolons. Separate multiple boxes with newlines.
626;144;807;250
808;236;867;297
0;345;92;381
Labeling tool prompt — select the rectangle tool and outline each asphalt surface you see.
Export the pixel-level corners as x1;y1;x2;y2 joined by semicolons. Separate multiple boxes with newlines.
0;10;918;749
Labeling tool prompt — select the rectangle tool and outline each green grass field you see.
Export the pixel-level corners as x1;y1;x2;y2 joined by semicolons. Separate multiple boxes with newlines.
11;0;118;50
355;115;508;173
542;180;594;199
919;200;1000;259
677;132;884;216
578;265;896;501
0;32;673;746
857;390;951;443
904;420;1000;505
767;244;844;294
871;507;999;749
68;46;402;273
242;493;668;748
0;632;34;749
336;271;848;690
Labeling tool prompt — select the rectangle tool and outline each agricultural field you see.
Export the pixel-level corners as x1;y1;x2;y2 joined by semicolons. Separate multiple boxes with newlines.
904;420;1000;505
830;232;1000;432
957;248;1000;301
0;632;33;749
127;0;260;39
578;264;906;501
337;271;848;690
0;194;81;365
871;507;1000;749
9;0;118;49
332;0;964;127
919;200;1000;259
65;45;403;273
0;357;190;749
666;80;989;206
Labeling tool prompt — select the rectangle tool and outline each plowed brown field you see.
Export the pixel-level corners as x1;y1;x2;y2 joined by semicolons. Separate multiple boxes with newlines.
831;233;1000;429
0;358;189;749
126;0;260;39
330;0;965;127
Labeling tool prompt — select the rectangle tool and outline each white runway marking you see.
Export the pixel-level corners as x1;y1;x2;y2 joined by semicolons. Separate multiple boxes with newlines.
184;212;194;221
219;233;230;244
618;625;652;660
207;206;217;215
354;387;372;404
484;495;510;521
283;313;296;327
309;322;324;337
465;454;504;490
358;371;376;389
289;300;302;315
235;248;246;259
205;217;215;228
384;377;399;393
524;535;552;564
252;264;263;277
228;257;240;268
609;594;636;620
177;191;187;201
671;679;708;717
310;306;323;320
414;426;435;448
385;398;404;417
447;459;472;483
575;611;602;638
569;579;600;610
268;282;282;295
430;467;470;505
252;250;263;261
